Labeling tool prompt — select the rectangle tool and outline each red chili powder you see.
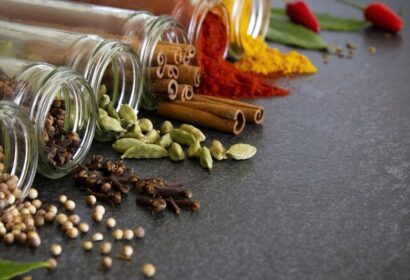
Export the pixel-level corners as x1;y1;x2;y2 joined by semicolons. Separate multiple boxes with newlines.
197;13;288;98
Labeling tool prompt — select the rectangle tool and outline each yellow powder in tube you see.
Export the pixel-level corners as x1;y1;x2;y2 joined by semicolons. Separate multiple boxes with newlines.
224;0;317;75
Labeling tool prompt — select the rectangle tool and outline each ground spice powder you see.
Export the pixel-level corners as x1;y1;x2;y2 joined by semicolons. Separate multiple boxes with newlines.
197;13;288;99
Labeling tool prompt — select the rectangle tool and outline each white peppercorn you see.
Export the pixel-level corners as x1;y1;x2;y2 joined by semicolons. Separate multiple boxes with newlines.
123;229;134;241
100;242;112;255
112;229;123;240
141;263;156;278
83;240;93;251
50;244;62;257
105;218;116;228
64;200;75;211
79;223;89;233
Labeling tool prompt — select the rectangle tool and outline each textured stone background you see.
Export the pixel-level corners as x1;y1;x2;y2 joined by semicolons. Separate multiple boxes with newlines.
1;0;409;279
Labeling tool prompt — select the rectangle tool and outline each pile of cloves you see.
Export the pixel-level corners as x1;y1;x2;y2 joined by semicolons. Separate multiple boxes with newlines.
44;99;81;166
135;179;200;215
73;155;134;205
73;155;200;215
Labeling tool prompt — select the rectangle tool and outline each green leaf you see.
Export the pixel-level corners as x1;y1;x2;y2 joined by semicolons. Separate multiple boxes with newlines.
0;259;48;280
268;15;328;50
316;13;370;31
271;8;369;31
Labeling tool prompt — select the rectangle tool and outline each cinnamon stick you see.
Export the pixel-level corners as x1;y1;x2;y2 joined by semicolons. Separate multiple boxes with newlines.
172;101;240;121
162;65;179;79
176;84;194;101
151;79;178;100
157;102;245;135
145;65;165;79
192;95;264;124
151;51;167;66
177;65;201;87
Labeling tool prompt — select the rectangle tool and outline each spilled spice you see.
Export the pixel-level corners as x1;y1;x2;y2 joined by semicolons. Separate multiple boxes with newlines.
197;13;288;99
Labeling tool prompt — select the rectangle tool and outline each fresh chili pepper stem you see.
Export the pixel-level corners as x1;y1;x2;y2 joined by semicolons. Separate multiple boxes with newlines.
339;0;365;10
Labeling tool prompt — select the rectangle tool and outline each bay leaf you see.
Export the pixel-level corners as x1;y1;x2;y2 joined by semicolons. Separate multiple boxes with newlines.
0;259;48;280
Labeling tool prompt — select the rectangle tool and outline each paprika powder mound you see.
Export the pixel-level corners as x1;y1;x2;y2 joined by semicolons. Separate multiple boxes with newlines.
197;13;288;99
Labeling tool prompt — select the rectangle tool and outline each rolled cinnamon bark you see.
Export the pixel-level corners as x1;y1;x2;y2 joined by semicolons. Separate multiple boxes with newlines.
161;49;183;65
176;84;194;101
192;95;264;124
182;45;196;64
151;79;178;100
145;65;165;79
151;51;167;66
177;65;201;87
162;65;179;79
157;102;245;135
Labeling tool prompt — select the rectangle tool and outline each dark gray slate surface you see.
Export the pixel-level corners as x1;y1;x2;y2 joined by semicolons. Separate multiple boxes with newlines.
1;0;409;279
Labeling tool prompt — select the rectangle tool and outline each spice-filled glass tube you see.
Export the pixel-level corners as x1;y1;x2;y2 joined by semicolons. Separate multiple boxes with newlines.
73;0;270;58
0;101;38;200
0;19;142;141
0;0;200;109
0;57;96;179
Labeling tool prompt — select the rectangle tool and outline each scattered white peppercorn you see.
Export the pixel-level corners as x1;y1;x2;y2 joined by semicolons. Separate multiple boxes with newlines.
79;223;89;233
64;200;76;211
62;221;74;232
69;214;80;225
102;256;112;270
95;205;105;215
86;195;96;206
92;212;103;222
120;245;133;259
92;232;104;242
28;188;38;200
50;244;62;257
141;263;156;278
123;229;134;241
134;227;145;239
100;242;112;255
56;213;68;225
105;217;116;228
83;240;93;251
66;227;79;239
48;205;58;215
112;229;123;241
27;231;41;248
58;195;67;204
32;199;42;209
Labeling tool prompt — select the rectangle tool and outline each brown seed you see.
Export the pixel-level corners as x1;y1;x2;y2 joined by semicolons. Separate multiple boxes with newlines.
3;233;14;244
79;223;89;233
83;240;93;251
86;195;96;206
50;244;62;257
47;258;58;270
34;216;45;227
16;232;27;244
134;227;145;239
141;263;156;278
27;231;41;248
102;256;112;269
64;200;75;211
101;182;111;193
66;227;79;239
100;242;112;255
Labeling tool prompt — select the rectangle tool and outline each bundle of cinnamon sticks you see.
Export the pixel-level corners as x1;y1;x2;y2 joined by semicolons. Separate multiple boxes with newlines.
135;41;201;101
157;94;264;135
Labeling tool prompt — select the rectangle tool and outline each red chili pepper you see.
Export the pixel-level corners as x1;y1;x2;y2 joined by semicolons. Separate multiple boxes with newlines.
286;0;320;32
341;0;403;33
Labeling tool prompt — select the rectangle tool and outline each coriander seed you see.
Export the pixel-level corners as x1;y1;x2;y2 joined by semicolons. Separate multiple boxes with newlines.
44;212;55;223
102;256;112;270
56;213;68;225
100;242;112;254
50;244;62;257
112;229;123;240
92;212;103;222
120;245;133;259
47;258;58;270
105;217;116;228
123;229;134;240
79;223;89;233
66;227;79;239
32;199;42;209
95;205;105;215
3;233;14;244
69;214;80;225
27;231;41;248
83;240;93;251
141;263;156;278
134;227;145;239
92;232;103;242
62;221;74;232
28;188;38;200
64;200;75;211
86;195;96;206
58;195;67;204
48;205;58;215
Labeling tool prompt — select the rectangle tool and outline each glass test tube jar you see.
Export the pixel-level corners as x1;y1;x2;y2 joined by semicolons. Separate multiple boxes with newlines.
0;57;96;179
0;19;142;141
71;0;270;58
0;101;38;200
0;0;188;108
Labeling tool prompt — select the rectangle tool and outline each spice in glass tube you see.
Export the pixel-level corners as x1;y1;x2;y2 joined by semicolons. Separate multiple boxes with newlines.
197;13;288;99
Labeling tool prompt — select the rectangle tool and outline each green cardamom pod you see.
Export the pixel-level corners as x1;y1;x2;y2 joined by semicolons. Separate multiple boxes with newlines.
188;141;201;158
100;116;126;133
169;142;185;162
156;133;173;148
169;128;196;146
119;104;137;126
160;120;174;134
227;144;257;160
113;138;144;153
138;118;153;132
199;147;213;171
179;124;206;142
97;84;107;98
105;103;121;122
210;140;227;160
99;94;111;109
121;143;169;159
98;108;108;119
146;129;161;144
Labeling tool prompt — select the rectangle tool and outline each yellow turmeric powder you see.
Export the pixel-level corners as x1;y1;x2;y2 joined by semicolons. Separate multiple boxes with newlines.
224;0;317;75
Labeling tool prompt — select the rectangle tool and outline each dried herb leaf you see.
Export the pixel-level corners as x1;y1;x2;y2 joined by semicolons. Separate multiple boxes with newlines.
0;259;48;280
227;144;257;160
268;12;328;50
